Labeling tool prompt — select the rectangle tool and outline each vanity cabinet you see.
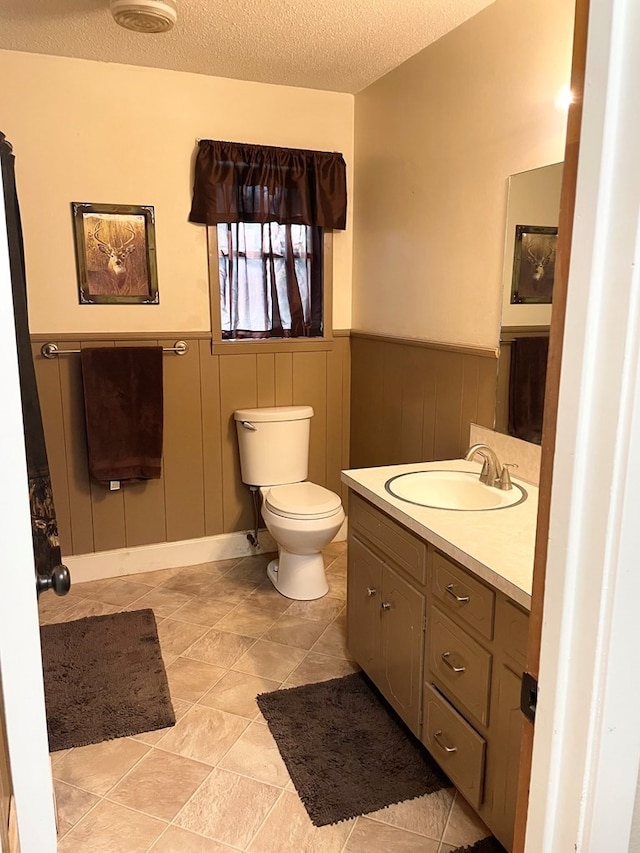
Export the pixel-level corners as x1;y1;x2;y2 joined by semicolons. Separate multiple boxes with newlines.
347;494;426;735
346;492;529;852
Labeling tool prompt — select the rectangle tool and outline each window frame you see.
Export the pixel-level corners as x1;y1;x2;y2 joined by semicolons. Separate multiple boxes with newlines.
206;225;334;354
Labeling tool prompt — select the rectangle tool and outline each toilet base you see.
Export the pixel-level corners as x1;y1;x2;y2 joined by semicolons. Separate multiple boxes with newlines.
266;551;329;600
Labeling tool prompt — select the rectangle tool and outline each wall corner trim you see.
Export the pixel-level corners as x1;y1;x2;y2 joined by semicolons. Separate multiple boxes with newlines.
349;329;498;359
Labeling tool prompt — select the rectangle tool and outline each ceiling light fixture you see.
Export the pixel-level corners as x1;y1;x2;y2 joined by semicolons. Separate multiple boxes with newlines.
110;0;177;33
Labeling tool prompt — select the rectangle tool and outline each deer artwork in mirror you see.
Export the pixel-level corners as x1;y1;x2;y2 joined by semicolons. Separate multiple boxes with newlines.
72;202;159;304
510;224;558;305
527;237;556;285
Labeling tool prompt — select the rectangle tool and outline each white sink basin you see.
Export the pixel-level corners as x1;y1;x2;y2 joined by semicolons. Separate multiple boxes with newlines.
384;469;527;511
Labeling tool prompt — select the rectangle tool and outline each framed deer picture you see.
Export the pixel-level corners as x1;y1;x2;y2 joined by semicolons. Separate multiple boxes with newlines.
510;224;558;304
71;202;159;304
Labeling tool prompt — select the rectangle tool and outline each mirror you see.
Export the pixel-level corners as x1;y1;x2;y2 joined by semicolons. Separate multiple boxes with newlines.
495;162;563;444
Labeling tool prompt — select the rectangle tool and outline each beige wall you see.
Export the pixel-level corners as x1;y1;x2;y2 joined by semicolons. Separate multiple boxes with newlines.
0;50;354;335
352;0;574;350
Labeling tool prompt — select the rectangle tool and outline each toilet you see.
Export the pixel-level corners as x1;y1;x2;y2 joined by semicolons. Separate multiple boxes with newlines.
234;405;345;600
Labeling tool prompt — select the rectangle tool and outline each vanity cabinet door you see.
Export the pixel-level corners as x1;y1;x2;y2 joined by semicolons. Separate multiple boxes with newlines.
484;662;523;851
379;564;425;735
347;537;383;681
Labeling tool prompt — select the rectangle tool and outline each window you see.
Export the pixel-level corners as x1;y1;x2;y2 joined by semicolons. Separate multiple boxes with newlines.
189;139;346;346
217;222;323;339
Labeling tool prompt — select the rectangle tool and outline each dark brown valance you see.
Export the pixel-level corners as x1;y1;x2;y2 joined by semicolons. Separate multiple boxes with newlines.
189;139;347;230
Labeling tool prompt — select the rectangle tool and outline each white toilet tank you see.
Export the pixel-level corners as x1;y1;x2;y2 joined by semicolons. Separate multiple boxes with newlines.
234;405;314;486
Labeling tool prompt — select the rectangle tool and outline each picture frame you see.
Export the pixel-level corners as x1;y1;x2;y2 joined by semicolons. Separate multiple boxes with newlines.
510;224;558;304
71;202;159;304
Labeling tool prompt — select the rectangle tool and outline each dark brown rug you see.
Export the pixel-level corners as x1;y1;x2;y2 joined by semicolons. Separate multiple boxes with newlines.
257;671;451;826
41;608;175;751
452;837;506;853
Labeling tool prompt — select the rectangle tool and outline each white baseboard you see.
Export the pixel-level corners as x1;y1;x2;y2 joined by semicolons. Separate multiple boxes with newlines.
65;519;348;584
66;529;277;584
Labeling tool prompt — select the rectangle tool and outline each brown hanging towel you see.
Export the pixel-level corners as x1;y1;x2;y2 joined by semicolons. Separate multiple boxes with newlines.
81;347;163;483
508;336;549;444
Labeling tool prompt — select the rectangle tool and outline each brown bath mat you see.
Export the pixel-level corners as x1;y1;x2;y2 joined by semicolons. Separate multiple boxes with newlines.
257;671;451;826
41;608;175;751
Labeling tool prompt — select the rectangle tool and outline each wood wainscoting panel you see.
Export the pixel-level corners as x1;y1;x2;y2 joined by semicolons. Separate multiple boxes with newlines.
161;338;205;543
33;335;350;556
399;345;429;465
351;334;497;469
339;335;352;506
219;353;259;533
326;338;347;498
433;349;466;460
421;345;438;462
292;351;327;489
350;336;386;467
199;341;224;538
381;342;405;465
460;356;482;456
274;352;294;405
56;340;95;555
257;353;276;407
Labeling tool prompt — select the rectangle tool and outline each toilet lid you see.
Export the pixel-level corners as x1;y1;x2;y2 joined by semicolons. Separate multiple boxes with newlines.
265;482;342;519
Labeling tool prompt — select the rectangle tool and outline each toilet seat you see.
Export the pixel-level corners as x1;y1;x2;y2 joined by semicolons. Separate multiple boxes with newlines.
263;482;342;520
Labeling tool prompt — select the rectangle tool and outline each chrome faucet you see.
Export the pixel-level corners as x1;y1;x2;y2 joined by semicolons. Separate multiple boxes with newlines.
463;443;512;490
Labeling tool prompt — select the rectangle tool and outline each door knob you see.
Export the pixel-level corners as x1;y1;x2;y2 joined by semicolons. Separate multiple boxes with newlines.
381;601;391;611
366;587;377;597
36;564;71;598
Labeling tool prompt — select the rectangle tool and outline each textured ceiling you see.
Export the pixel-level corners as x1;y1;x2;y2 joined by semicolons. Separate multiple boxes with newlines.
0;0;495;93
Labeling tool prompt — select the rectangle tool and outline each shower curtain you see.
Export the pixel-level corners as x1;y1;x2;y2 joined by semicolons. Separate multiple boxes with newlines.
0;132;65;585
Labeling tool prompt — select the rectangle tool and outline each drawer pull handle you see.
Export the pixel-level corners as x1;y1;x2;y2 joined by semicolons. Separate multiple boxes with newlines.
381;602;391;611
445;583;470;604
433;730;458;754
441;651;466;673
366;587;377;597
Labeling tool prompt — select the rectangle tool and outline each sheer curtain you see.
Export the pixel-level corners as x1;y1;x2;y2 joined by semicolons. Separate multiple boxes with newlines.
217;222;322;339
189;140;346;340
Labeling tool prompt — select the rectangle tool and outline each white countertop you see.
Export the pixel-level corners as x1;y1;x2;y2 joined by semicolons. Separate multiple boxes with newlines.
341;459;538;610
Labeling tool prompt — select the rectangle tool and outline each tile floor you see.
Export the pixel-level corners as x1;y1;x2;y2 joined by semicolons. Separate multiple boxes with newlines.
39;542;492;853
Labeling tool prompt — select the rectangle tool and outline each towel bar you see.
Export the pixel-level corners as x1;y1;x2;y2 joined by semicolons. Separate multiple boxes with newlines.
40;340;189;359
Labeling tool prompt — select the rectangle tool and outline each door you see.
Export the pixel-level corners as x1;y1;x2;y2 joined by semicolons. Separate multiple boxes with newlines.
0;159;57;852
379;563;425;734
0;684;12;853
486;662;523;850
512;0;587;848
346;536;383;679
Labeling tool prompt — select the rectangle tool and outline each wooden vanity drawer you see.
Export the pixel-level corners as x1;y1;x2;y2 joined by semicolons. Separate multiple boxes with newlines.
432;551;495;640
495;597;530;670
349;493;427;585
422;682;486;808
429;606;492;727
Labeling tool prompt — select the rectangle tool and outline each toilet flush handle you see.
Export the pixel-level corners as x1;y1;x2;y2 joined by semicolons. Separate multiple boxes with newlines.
241;421;257;431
